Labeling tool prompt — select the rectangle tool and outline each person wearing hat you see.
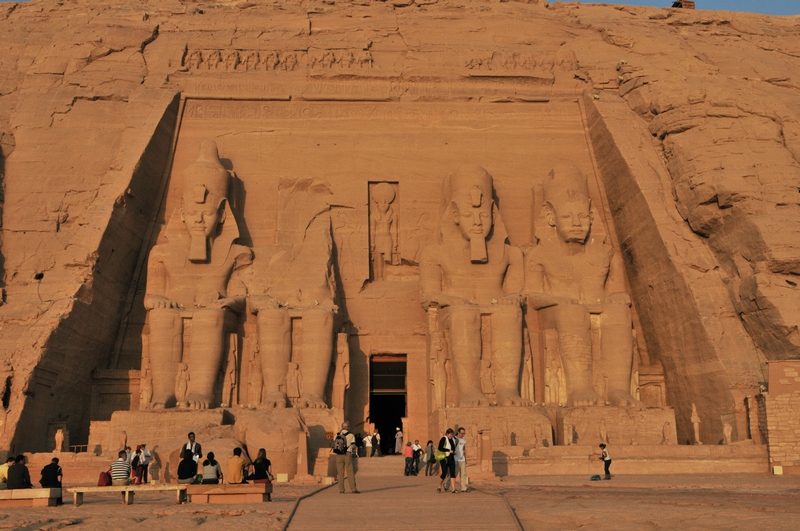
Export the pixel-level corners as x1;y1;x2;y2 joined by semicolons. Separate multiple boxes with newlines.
394;427;404;454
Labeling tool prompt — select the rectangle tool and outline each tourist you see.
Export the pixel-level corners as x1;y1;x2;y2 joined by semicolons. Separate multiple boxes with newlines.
423;440;436;476
183;432;202;464
333;421;360;494
363;433;373;457
130;447;142;484
394;427;404;454
445;427;468;492
7;455;32;489
138;443;151;484
403;441;414;476
411;439;422;475
0;455;14;490
39;457;63;505
125;446;133;464
249;448;272;483
201;452;223;484
437;428;457;493
248;448;273;501
110;450;131;503
599;443;612;479
226;447;250;484
177;451;198;484
373;430;381;456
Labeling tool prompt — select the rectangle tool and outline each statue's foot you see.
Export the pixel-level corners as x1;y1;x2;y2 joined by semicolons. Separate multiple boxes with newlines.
568;388;603;407
261;392;288;409
608;389;640;408
151;402;166;410
495;390;530;407
296;394;328;409
187;395;210;410
458;389;491;407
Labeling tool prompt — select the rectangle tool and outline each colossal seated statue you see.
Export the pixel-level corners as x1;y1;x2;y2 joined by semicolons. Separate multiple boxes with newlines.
420;166;527;407
143;140;253;410
525;167;637;407
250;187;339;410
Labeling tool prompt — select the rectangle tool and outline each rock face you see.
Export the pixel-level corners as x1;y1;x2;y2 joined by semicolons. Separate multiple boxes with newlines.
0;0;798;462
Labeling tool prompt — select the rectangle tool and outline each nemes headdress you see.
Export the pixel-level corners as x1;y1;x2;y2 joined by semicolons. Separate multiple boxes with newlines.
182;140;230;208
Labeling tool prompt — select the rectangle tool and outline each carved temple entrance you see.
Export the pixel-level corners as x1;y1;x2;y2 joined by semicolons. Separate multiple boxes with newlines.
370;355;407;455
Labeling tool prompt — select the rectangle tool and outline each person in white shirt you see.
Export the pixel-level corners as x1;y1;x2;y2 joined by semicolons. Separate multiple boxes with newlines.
363;434;373;457
411;440;422;474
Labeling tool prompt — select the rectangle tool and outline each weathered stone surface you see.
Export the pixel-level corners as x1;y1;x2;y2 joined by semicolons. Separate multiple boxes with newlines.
0;0;799;473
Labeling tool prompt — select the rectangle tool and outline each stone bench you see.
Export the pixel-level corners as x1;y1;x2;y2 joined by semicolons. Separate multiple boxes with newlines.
65;484;188;506
0;488;62;507
186;483;272;504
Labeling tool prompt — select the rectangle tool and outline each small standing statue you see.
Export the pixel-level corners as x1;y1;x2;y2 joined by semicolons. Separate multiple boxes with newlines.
140;361;153;409
723;422;733;445
533;424;543;448
331;331;350;409
54;428;65;453
119;430;128;451
286;362;302;405
370;182;400;281
691;403;702;445
480;359;495;396
599;419;608;444
661;422;672;445
175;363;190;408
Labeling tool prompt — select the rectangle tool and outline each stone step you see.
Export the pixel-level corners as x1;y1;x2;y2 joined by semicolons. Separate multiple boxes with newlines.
352;455;408;476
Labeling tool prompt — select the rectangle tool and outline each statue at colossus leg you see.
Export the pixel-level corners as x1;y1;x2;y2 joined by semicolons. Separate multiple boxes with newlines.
525;167;637;407
144;140;252;409
420;166;527;407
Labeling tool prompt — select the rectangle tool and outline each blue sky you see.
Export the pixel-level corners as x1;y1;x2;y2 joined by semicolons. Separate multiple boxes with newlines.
0;0;795;15
556;1;798;15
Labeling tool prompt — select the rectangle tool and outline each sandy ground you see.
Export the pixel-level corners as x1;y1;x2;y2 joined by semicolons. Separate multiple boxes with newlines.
0;483;322;531
477;474;800;531
3;475;800;530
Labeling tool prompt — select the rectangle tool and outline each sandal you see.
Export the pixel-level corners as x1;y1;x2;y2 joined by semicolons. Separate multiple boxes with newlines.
437;487;442;493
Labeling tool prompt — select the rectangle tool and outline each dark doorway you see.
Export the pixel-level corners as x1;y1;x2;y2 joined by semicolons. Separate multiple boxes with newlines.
370;355;406;455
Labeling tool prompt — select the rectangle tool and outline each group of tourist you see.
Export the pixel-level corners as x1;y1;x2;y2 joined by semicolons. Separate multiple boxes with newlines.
121;443;151;484
403;440;423;476
0;455;64;504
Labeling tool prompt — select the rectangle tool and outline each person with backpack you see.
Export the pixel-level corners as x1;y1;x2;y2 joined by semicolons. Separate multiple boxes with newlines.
363;433;373;457
373;430;381;456
332;421;360;494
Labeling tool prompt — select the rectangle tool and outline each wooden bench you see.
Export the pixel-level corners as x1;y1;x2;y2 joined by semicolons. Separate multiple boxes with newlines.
186;483;272;504
65;484;188;506
0;488;62;507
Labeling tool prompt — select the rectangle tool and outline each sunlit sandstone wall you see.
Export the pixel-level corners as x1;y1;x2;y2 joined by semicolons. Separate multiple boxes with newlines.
0;0;798;452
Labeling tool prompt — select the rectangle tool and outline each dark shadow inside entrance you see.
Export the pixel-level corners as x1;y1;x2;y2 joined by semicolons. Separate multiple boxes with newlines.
370;356;406;455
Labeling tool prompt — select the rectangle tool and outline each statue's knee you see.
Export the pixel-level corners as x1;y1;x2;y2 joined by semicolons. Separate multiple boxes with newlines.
303;308;333;328
193;309;225;327
149;309;181;331
257;309;289;328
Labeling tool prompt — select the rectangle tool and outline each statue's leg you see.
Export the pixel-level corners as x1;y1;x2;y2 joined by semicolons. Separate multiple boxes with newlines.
490;305;528;406
147;309;182;409
445;306;489;407
187;309;227;410
601;304;639;407
297;308;334;408
256;308;291;408
547;305;602;406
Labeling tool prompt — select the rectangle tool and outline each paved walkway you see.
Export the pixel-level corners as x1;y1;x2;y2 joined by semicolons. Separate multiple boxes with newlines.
287;473;520;530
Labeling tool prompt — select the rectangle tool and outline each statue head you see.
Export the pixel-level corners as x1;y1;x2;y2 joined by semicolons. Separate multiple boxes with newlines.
445;165;495;262
372;182;395;215
180;140;230;262
543;166;592;244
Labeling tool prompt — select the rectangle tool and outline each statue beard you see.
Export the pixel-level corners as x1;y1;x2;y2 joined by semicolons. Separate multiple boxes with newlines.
188;233;209;262
470;234;488;263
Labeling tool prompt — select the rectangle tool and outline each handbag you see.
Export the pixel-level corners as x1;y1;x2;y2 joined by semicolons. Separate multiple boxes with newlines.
434;450;447;461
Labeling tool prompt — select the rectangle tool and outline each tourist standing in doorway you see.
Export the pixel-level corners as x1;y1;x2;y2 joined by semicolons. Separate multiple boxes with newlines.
333;421;360;494
599;443;612;479
437;428;457;493
373;430;381;456
424;440;436;476
395;427;404;454
363;433;373;457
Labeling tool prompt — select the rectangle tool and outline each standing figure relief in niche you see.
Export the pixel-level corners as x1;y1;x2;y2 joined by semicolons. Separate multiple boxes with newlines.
420;166;528;407
370;182;399;280
143;140;253;410
524;167;637;407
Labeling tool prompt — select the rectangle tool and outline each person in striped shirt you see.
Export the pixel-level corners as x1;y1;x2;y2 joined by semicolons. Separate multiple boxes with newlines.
109;450;132;503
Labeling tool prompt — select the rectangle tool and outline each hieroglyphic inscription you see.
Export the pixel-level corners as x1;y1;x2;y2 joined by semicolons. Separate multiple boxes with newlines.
465;51;578;73
184;48;374;72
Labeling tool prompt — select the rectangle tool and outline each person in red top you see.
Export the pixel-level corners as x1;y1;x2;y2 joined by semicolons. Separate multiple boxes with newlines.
403;442;414;476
